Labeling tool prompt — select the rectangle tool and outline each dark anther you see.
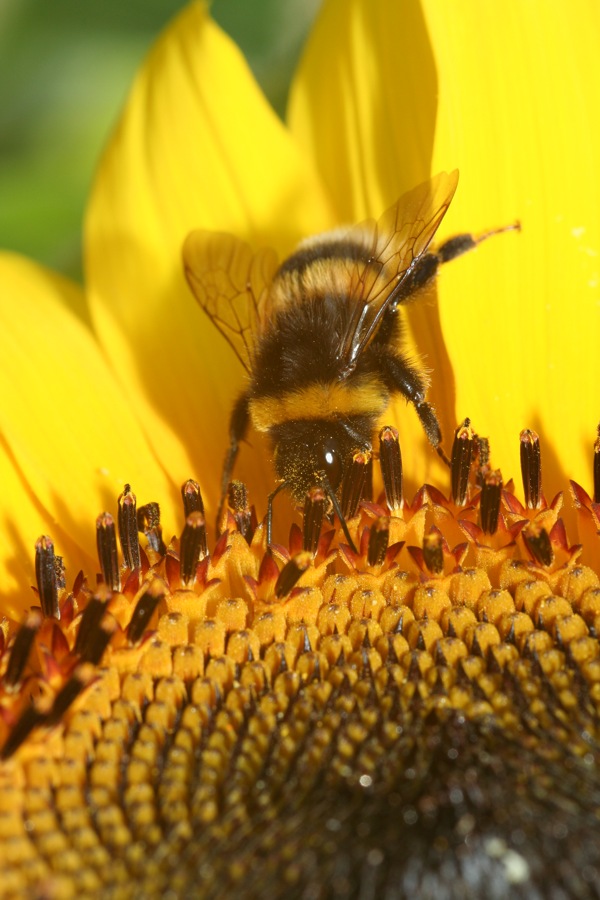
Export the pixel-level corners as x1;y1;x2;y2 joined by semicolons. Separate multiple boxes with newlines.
227;481;253;543
180;511;208;585
522;521;554;567
520;429;542;509
137;502;166;555
480;470;503;535
96;513;121;591
4;611;42;688
594;424;600;503
0;704;46;759
48;664;95;725
451;418;474;506
82;618;116;666
275;551;312;598
303;486;326;555
182;479;205;518
127;579;166;645
423;530;444;574
367;517;390;567
35;535;60;619
54;555;66;593
340;449;371;521
475;435;491;487
118;484;141;572
379;426;403;511
74;593;110;660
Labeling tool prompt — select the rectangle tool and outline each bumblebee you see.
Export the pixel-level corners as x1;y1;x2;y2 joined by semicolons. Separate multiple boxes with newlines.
184;171;504;541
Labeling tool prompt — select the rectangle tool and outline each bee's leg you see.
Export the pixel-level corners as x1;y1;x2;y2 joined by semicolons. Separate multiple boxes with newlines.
437;221;520;265
217;393;250;534
319;473;359;554
266;481;288;547
394;222;520;303
381;355;450;466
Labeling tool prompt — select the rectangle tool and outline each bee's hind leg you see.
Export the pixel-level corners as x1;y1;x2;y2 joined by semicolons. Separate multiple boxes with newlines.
436;220;520;266
381;355;450;466
217;393;250;534
415;400;451;466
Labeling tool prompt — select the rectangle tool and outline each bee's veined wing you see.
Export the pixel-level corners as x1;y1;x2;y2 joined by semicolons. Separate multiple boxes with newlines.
338;171;459;372
183;230;279;373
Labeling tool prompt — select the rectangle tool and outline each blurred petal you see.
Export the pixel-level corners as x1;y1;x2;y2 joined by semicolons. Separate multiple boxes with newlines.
288;0;453;492
423;0;600;500
0;253;173;615
85;1;333;520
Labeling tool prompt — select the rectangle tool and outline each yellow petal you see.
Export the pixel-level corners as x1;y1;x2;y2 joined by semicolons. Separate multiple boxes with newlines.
423;0;600;500
289;0;438;220
288;0;455;492
0;253;173;615
85;1;333;522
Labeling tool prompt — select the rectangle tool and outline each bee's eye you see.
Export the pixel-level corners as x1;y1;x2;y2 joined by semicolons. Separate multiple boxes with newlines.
318;441;344;489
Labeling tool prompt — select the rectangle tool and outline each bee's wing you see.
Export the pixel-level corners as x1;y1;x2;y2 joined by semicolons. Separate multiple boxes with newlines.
183;230;278;373
338;171;459;372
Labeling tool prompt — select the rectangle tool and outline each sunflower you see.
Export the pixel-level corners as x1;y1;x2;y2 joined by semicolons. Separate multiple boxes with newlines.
1;1;600;896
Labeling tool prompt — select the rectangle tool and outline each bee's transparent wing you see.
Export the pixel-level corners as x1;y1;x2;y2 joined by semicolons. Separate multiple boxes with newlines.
183;230;278;373
338;171;459;373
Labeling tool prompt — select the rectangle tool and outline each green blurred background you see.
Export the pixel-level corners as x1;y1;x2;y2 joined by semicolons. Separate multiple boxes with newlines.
0;0;320;281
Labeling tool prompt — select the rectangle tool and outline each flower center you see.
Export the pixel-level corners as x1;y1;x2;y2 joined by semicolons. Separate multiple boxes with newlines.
1;420;599;894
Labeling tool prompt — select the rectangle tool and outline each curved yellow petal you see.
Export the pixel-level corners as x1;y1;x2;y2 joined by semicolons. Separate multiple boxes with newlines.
85;1;333;521
288;0;438;221
0;253;174;615
421;0;600;502
288;0;454;493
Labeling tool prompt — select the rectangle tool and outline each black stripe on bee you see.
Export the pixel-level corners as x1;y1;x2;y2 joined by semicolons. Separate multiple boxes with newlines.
275;238;372;278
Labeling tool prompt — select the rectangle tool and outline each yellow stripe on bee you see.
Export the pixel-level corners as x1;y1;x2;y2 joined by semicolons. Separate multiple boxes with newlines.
269;256;378;313
249;379;388;432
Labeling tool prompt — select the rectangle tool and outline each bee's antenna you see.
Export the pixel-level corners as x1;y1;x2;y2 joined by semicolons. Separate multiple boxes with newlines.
319;473;358;554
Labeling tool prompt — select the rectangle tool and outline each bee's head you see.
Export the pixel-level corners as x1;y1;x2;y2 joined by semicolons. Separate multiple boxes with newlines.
271;417;372;502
